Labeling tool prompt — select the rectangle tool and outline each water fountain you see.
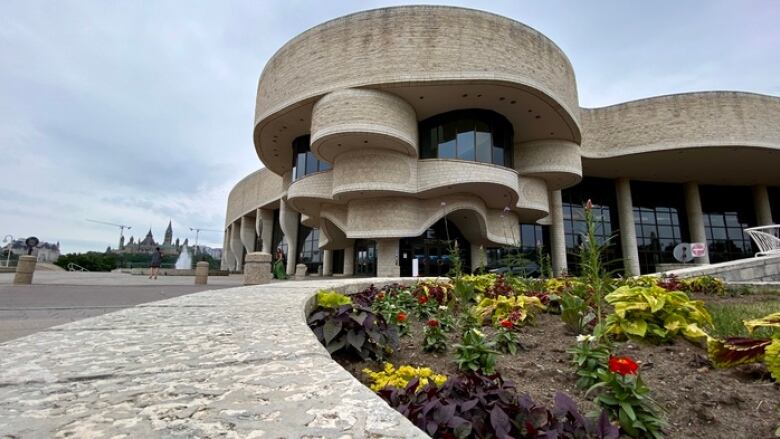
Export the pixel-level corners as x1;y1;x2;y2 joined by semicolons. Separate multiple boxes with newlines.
175;245;192;269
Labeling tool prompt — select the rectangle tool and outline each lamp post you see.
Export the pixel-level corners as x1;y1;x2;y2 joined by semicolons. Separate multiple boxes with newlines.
2;235;13;268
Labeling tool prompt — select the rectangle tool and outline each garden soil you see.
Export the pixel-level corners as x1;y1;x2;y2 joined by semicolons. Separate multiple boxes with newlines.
336;293;779;439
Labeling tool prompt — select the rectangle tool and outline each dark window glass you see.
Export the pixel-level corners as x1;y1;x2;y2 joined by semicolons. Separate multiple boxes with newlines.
475;120;491;163
419;109;513;167
700;185;756;263
295;153;306;180
456;119;475;161
291;135;332;181
296;224;322;274
561;177;622;275
631;181;687;274
438;123;456;158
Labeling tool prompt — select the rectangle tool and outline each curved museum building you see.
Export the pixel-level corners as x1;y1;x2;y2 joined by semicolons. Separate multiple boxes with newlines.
222;6;780;278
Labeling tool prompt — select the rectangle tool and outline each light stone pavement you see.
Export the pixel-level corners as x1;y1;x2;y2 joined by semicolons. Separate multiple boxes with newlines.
0;276;427;438
0;272;246;343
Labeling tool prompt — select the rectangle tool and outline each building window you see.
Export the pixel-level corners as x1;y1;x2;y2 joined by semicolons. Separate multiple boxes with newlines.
419;109;513;168
770;186;780;224
561;177;622;274
292;135;331;181
296;224;322;273
484;223;549;274
700;185;757;263
631;181;687;274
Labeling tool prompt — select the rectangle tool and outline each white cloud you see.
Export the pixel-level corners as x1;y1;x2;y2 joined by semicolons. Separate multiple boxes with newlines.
1;0;778;254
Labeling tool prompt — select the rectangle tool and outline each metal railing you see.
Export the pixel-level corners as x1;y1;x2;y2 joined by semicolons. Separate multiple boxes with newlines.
67;262;89;272
745;225;780;257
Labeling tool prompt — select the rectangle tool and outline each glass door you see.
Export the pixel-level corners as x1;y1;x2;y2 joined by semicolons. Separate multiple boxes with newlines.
354;240;377;277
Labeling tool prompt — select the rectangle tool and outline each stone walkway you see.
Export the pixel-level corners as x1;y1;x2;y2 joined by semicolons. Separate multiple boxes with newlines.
0;278;426;438
0;272;246;342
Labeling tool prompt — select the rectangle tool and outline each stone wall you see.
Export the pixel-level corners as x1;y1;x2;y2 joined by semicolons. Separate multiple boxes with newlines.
661;255;780;282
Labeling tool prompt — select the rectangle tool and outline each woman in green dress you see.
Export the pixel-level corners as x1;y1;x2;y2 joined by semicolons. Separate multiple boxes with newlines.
272;248;287;280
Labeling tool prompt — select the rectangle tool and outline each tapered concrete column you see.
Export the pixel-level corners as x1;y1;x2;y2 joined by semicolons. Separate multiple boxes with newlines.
259;209;274;253
221;229;230;270
239;215;256;253
684;182;710;264
322;249;333;276
752;185;774;226
343;245;355;276
615;178;641;276
279;199;299;276
470;243;486;272
549;190;568;276
229;222;244;271
377;239;400;277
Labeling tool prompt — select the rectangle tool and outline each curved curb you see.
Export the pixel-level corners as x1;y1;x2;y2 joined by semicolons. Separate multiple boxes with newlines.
0;278;429;438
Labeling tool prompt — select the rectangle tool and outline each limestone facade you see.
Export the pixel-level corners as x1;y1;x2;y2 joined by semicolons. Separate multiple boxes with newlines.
223;6;780;277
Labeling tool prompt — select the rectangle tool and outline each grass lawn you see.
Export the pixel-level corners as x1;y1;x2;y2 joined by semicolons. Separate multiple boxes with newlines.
707;297;780;339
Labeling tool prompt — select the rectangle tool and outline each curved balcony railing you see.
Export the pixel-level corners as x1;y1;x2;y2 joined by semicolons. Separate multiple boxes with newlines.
745;225;780;257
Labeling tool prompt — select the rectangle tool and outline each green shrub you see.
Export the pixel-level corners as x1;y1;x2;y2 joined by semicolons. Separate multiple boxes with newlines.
604;285;712;343
453;329;498;374
315;290;352;309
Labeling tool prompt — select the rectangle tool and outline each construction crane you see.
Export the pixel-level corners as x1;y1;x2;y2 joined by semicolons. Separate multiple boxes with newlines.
188;227;222;251
86;219;132;249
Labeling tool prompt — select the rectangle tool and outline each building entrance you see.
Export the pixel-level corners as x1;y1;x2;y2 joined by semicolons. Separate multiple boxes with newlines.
400;218;470;277
354;239;377;277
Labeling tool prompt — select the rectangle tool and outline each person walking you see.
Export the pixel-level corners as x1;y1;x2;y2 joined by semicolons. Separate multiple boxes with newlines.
273;247;287;280
149;247;162;279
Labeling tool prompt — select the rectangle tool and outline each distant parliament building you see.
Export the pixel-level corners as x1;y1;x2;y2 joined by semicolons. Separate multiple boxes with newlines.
222;6;779;277
117;221;188;256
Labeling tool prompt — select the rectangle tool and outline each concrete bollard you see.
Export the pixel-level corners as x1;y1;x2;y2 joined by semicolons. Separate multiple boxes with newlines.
13;255;37;285
194;261;210;285
295;263;308;280
244;252;273;285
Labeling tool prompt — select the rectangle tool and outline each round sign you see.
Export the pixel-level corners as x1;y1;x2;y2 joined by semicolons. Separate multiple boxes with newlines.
25;236;39;248
673;243;694;263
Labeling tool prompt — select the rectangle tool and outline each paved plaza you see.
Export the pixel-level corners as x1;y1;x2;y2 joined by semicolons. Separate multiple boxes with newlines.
0;277;424;438
0;271;244;342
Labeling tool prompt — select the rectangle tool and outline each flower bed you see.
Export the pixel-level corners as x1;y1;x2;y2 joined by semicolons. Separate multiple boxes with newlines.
306;202;777;438
307;275;779;439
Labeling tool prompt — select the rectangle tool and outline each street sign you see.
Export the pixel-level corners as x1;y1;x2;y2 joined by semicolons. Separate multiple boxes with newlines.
691;242;707;258
673;243;694;263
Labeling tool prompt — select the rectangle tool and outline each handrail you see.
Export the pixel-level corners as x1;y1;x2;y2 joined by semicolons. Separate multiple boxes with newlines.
67;262;89;272
745;225;780;257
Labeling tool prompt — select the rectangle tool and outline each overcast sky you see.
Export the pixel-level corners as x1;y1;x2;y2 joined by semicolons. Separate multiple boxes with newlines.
1;1;778;254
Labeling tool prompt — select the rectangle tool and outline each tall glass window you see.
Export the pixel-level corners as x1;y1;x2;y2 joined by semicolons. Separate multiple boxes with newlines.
700;185;757;263
484;223;549;275
296;224;322;273
291;135;331;181
631;181;687;274
561;178;622;274
419;109;513;167
770;187;780;225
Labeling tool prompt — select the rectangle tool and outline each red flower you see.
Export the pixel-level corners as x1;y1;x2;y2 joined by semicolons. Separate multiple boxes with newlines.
500;319;513;329
609;356;639;376
418;295;429;305
396;312;407;323
427;319;439;328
